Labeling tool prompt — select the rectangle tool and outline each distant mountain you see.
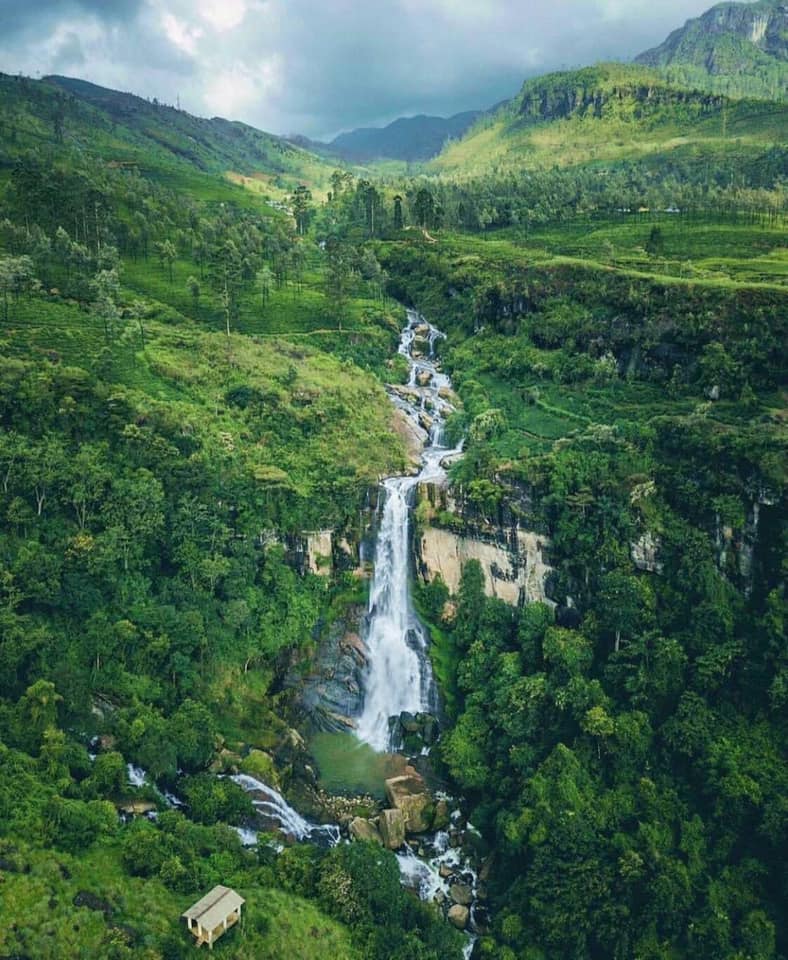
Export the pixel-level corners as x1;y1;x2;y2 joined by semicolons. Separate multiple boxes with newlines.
635;0;787;100
325;111;482;163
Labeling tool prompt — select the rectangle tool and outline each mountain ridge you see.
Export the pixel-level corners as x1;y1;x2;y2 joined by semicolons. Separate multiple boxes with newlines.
325;110;482;162
30;73;337;197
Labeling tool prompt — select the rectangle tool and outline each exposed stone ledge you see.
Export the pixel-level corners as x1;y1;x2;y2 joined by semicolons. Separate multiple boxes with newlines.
418;525;554;606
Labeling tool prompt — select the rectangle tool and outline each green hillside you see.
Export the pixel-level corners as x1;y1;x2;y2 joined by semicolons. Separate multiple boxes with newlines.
429;63;786;177
636;0;788;100
0;72;338;201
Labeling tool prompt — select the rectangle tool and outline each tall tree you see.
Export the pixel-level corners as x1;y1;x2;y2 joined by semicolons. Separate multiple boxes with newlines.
291;184;313;236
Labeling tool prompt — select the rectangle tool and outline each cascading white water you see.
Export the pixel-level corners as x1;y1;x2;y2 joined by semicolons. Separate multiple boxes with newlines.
230;773;340;846
356;310;461;752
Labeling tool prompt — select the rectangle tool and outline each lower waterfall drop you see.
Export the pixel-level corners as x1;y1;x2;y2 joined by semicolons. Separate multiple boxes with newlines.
356;310;459;752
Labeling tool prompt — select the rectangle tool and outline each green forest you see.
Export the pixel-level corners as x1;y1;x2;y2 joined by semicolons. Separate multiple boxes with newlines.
0;1;786;955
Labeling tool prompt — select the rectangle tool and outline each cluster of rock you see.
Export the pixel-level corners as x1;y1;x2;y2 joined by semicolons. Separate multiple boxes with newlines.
389;710;440;752
348;767;448;849
346;766;485;933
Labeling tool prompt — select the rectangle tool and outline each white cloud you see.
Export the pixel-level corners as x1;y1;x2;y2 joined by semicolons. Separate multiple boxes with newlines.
198;0;248;31
161;12;203;54
203;58;282;117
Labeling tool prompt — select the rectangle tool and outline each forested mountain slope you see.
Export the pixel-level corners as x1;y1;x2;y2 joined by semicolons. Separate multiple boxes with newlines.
430;62;787;177
636;0;788;100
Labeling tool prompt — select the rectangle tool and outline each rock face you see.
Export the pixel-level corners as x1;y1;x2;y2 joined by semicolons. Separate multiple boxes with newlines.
419;526;553;606
379;808;406;850
448;904;470;930
391;407;427;471
636;0;787;67
306;531;334;576
293;605;368;732
384;771;433;834
349;818;382;845
391;711;439;752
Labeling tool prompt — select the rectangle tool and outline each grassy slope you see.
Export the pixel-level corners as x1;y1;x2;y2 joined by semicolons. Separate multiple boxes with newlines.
381;222;787;457
435;221;787;290
2;272;406;510
1;839;360;959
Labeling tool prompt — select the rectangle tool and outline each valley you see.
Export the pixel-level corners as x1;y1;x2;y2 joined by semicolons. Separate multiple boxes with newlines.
0;1;786;958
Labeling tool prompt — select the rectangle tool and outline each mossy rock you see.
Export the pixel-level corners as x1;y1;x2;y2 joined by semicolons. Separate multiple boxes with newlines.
240;749;280;788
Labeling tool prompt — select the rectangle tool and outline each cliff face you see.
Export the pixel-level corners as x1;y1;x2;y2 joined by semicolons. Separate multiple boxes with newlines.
414;480;556;608
419;525;554;606
637;1;787;67
516;66;725;125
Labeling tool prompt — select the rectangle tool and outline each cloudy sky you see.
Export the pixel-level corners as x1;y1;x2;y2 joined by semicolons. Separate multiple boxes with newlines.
0;0;721;139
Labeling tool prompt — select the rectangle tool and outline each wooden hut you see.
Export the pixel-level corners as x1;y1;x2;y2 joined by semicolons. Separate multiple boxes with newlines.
182;885;245;949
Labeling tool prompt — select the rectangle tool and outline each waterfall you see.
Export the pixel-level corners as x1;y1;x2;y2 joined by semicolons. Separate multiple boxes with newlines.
356;310;460;752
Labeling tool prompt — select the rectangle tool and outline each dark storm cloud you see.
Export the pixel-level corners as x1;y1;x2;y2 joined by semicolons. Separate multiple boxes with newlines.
0;0;143;37
0;0;732;138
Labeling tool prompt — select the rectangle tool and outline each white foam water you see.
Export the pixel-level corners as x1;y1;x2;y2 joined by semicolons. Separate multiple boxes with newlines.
126;764;148;787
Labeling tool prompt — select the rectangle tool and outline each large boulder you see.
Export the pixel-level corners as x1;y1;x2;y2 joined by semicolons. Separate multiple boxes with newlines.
349;818;382;845
448;904;470;930
384;771;433;834
450;882;473;906
432;798;451;830
379;808;406;850
239;749;278;786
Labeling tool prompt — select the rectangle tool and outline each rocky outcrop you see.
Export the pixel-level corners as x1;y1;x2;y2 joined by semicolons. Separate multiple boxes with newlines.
419;525;554;606
631;532;663;574
450;882;474;906
636;0;787;67
390;711;439;752
391;406;427;471
291;607;368;732
350;817;383;845
284;528;360;578
306;531;333;576
713;492;777;595
448;904;470;930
